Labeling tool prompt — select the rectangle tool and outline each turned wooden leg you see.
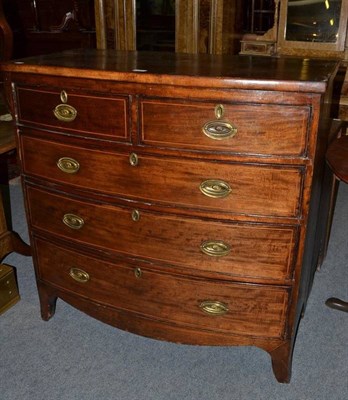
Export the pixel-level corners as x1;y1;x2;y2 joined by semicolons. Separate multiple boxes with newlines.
37;282;57;321
268;341;292;383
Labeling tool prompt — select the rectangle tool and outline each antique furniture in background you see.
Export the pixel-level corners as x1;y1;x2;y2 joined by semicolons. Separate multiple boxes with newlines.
94;0;244;54
240;0;279;56
325;131;348;313
241;0;348;58
339;66;348;122
241;1;348;128
0;0;12;61
277;0;348;59
0;0;31;301
0;143;31;264
1;49;340;383
3;0;96;58
245;0;276;35
0;263;20;315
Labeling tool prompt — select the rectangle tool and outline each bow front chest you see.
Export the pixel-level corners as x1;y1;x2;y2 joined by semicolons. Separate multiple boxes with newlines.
1;50;340;383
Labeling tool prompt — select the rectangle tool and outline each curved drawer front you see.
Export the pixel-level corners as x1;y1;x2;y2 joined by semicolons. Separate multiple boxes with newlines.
34;238;289;339
27;186;297;281
21;135;303;218
140;99;310;156
16;86;130;141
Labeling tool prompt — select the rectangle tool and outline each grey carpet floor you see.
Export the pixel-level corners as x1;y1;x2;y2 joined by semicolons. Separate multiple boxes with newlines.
1;180;347;400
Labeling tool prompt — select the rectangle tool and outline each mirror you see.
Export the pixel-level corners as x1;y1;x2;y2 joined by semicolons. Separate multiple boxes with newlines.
286;0;342;43
277;0;348;56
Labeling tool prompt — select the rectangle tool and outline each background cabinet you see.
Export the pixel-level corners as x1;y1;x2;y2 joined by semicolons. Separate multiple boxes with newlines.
94;0;244;54
3;0;96;58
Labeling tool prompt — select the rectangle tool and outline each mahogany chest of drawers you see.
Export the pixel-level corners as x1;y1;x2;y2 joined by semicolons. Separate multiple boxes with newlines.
1;50;340;383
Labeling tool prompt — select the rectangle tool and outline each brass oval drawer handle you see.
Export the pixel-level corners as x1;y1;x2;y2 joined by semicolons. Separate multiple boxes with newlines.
57;157;80;174
200;240;231;257
202;104;237;140
200;179;231;198
69;267;90;283
202;120;237;140
62;213;85;230
200;300;229;316
53;104;77;122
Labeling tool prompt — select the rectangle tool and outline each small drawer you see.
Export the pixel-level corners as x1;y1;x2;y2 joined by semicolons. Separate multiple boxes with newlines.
26;186;297;282
140;99;310;157
34;238;289;339
0;264;20;315
16;86;130;141
21;135;303;218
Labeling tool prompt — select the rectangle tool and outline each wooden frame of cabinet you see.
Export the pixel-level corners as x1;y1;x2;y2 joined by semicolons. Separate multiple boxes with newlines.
94;0;135;50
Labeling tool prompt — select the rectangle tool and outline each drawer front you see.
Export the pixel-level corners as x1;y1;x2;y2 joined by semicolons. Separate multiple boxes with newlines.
35;238;289;338
27;186;297;281
0;264;20;314
140;99;310;156
16;86;130;141
21;135;303;218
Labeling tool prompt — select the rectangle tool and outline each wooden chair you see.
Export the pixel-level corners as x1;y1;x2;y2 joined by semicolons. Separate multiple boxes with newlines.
325;131;348;313
0;0;31;262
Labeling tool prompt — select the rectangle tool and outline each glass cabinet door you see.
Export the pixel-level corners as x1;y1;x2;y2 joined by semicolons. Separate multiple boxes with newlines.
136;0;175;51
95;0;244;54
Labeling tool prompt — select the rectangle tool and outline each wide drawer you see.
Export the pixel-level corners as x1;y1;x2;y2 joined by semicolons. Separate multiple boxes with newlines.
140;98;310;156
34;237;289;338
21;134;303;218
26;186;297;282
16;86;130;141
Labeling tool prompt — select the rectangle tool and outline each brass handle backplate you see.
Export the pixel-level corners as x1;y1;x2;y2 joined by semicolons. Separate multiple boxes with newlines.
53;104;77;122
57;157;80;174
200;240;231;257
200;300;229;316
202;104;237;140
69;267;90;283
200;179;231;198
63;213;84;230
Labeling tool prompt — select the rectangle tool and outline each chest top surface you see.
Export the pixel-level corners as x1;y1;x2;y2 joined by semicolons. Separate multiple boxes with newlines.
0;49;339;93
